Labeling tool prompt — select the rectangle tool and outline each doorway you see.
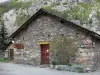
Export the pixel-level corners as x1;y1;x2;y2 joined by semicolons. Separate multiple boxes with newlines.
40;44;49;64
8;49;14;61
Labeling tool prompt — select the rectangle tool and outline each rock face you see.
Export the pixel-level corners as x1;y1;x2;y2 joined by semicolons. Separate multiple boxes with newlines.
5;14;100;71
3;9;19;36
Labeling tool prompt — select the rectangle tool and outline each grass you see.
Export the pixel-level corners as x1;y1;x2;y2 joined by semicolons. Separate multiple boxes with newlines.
0;58;8;62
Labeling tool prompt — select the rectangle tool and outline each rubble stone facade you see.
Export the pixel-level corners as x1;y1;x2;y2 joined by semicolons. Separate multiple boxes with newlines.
6;14;100;70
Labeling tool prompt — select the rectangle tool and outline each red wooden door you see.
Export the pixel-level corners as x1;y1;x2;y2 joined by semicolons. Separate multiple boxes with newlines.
41;44;49;64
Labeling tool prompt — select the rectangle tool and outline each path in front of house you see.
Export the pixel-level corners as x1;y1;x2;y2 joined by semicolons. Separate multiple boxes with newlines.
0;62;100;75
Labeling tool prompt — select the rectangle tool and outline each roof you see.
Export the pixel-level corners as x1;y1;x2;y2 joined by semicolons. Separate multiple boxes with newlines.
10;8;100;40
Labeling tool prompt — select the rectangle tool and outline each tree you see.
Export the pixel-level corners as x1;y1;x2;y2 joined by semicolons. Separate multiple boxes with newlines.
0;18;9;51
50;36;78;65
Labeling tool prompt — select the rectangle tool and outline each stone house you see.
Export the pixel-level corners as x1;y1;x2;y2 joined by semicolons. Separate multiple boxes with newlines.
5;9;100;70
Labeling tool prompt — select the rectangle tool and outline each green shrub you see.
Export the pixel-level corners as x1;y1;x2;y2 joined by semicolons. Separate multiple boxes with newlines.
50;2;60;7
95;0;100;3
68;63;72;67
50;36;78;65
0;58;8;62
0;0;32;15
79;69;84;73
71;64;85;73
43;2;100;25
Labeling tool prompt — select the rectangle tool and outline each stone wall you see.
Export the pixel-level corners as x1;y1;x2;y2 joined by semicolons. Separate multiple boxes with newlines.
12;14;99;69
0;51;5;58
